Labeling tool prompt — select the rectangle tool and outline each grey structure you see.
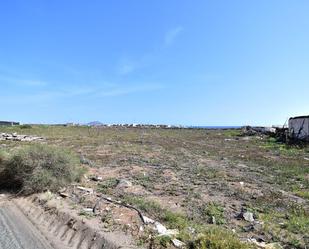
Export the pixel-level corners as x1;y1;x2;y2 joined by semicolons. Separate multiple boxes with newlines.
288;116;309;141
0;121;19;126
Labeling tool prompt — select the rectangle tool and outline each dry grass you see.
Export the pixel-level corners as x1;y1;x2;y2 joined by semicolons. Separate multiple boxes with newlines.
0;125;308;248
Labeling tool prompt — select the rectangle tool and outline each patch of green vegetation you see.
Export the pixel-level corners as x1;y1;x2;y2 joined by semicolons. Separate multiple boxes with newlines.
193;166;226;180
0;144;85;194
223;129;241;137
293;190;309;200
79;210;95;218
123;195;163;218
189;227;253;249
97;177;119;194
202;202;226;225
262;138;303;157
284;205;309;234
154;235;172;247
133;173;154;189
19;124;32;129
124;195;251;248
261;204;309;248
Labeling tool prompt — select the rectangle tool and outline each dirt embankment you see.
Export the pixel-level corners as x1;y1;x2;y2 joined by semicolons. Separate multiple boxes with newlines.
0;193;139;249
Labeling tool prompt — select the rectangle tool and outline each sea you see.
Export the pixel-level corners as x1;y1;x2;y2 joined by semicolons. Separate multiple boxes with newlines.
188;126;242;129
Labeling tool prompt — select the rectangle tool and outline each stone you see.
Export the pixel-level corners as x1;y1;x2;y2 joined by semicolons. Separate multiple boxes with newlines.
77;186;94;194
243;211;254;222
117;179;133;188
0;132;44;142
90;175;103;181
265;243;283;249
172;239;185;248
142;216;155;224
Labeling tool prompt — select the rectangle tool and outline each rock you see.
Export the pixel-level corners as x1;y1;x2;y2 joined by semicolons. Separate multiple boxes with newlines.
172;239;185;248
142;216;155;224
117;179;133;188
243;224;255;232
90;175;103;181
82;208;94;213
265;243;283;249
77;186;94;194
80;155;95;167
210;216;216;224
0;132;44;142
155;222;179;237
243;211;254;222
59;192;70;198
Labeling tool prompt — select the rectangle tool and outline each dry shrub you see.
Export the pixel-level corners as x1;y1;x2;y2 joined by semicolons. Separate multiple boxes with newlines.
0;144;85;194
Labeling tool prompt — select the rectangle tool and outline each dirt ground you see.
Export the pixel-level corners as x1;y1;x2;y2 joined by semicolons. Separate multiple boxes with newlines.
0;126;308;248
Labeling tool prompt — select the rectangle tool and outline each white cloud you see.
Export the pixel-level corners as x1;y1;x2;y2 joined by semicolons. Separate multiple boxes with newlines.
0;75;47;87
117;58;140;75
0;82;164;105
164;26;184;46
95;84;164;97
118;62;136;75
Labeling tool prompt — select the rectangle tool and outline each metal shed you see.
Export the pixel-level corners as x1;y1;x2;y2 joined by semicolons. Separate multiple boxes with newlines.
288;116;309;141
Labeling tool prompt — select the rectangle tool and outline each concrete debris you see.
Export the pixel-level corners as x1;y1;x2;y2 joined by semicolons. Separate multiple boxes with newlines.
243;211;255;222
142;215;179;238
155;222;179;237
89;175;103;182
82;208;94;213
142;216;155;224
0;132;44;142
242;126;276;136
264;243;283;249
172;239;185;248
77;186;94;194
249;239;283;249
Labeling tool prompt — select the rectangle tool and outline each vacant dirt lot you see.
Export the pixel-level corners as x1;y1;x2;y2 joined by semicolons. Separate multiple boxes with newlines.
0;125;308;248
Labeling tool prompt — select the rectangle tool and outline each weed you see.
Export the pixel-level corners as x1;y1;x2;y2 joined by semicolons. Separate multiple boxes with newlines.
189;227;253;249
19;124;32;129
293;190;309;200
154;235;171;247
202;202;225;225
97;178;119;194
0;144;85;194
133;173;153;189
79;210;95;218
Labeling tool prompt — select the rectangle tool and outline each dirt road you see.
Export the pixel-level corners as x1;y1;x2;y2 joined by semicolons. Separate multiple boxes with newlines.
0;196;54;249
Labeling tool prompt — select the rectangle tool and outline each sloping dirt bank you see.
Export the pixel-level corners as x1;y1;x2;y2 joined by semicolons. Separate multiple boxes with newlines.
0;195;54;249
0;193;139;249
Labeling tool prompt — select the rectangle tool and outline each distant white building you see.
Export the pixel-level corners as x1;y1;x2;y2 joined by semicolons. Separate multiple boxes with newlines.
289;116;309;141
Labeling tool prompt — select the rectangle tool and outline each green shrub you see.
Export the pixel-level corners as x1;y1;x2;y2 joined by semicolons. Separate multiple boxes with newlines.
19;124;32;129
202;202;226;225
97;177;119;194
190;227;253;249
0;144;85;194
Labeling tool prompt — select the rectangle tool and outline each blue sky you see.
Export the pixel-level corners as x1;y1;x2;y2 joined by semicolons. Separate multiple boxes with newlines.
1;1;309;125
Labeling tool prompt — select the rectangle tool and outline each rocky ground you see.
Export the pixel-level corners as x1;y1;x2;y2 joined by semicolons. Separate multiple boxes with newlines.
0;125;308;248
